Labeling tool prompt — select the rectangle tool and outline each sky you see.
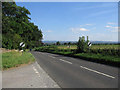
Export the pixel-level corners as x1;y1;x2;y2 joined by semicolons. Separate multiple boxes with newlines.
16;2;118;41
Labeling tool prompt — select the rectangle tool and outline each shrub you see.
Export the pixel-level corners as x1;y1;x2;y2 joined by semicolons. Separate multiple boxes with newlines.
77;36;89;53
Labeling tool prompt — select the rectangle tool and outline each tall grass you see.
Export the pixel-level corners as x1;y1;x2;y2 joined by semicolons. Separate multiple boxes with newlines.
2;51;35;70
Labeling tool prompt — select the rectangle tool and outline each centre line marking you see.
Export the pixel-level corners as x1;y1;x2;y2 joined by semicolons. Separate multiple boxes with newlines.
59;59;72;64
80;65;115;79
49;55;55;58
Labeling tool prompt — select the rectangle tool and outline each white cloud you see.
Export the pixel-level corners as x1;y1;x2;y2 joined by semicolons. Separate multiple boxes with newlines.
112;27;120;29
105;25;112;28
71;27;89;33
105;22;118;32
108;26;120;30
79;28;88;31
107;22;116;25
112;27;120;32
105;25;120;32
80;24;93;27
111;29;120;32
45;30;52;32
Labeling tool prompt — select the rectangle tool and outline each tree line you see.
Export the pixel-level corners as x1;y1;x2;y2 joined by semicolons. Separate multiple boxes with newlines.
2;2;43;49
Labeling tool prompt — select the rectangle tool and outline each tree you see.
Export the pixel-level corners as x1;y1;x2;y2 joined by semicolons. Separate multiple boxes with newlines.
68;42;71;45
56;41;60;45
64;43;67;45
2;2;43;49
68;42;71;48
77;36;89;53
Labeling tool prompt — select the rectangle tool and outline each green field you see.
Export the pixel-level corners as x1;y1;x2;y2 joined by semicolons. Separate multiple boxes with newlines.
2;51;35;70
57;45;77;49
57;45;119;50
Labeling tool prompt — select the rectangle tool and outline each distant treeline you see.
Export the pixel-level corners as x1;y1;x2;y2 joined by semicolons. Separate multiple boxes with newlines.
2;2;43;49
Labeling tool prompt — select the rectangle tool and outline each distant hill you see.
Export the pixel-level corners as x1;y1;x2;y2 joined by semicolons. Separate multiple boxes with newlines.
91;41;119;44
43;41;119;44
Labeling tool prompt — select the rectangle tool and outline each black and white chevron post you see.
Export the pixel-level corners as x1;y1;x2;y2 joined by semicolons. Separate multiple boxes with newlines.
20;42;25;47
20;42;25;55
88;42;92;47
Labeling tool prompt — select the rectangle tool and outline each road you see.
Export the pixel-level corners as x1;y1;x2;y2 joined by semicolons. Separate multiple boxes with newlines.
32;51;118;88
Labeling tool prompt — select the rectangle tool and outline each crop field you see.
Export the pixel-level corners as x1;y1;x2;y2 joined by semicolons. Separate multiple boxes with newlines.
57;45;77;49
57;45;119;50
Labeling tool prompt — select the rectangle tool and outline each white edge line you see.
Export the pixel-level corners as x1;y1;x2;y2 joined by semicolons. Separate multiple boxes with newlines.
80;66;115;79
32;66;40;77
59;59;72;64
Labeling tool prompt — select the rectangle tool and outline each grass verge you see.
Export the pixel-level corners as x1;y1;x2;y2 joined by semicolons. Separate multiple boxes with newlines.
2;51;35;70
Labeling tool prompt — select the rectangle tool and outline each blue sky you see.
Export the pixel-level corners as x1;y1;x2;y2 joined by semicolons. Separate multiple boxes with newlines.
16;2;118;41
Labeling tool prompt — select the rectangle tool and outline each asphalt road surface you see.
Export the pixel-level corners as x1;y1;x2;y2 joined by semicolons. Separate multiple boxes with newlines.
32;51;119;88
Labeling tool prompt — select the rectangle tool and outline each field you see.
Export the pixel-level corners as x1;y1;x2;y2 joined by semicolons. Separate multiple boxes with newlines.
2;51;35;70
57;45;119;50
57;45;77;49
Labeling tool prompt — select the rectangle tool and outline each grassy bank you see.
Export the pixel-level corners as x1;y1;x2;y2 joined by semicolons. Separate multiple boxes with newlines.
2;51;35;70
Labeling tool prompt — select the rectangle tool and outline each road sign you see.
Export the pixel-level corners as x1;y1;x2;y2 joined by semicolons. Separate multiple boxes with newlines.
20;42;23;46
88;42;92;47
20;42;25;55
22;44;25;47
20;42;25;47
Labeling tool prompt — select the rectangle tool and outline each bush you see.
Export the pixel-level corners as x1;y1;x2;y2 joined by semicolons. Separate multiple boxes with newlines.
77;36;89;53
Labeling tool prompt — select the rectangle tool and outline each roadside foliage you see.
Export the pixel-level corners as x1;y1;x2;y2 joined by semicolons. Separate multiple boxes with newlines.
2;2;43;49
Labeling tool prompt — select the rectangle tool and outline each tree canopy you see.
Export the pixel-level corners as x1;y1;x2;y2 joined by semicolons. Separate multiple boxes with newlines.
2;2;43;49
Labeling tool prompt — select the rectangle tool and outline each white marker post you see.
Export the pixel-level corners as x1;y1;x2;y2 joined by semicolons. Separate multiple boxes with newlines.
20;42;25;55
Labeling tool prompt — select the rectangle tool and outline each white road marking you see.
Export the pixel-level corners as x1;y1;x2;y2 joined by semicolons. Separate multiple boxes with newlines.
37;63;41;69
49;55;55;58
80;65;115;79
33;66;39;74
59;59;72;64
41;53;45;55
33;66;40;77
